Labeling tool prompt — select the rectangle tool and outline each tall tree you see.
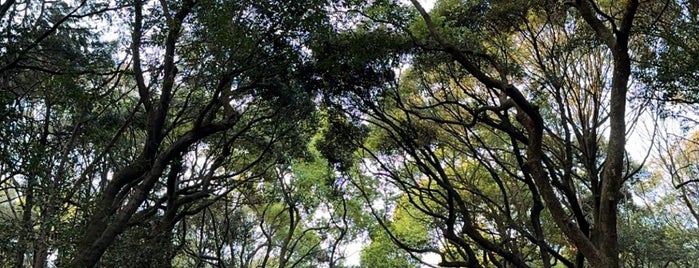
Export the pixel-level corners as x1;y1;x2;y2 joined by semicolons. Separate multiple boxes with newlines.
0;1;121;267
407;1;638;266
3;0;335;267
311;0;667;267
68;0;329;266
3;0;698;267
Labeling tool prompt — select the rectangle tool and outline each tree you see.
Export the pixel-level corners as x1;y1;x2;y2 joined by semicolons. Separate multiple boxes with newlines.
406;2;638;266
359;194;431;268
612;130;699;267
3;0;699;267
0;1;120;267
68;0;329;266
166;144;370;268
1;0;336;267
635;0;699;107
312;0;667;267
655;128;699;225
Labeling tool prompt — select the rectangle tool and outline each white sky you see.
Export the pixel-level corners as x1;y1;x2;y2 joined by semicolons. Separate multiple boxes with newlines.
409;0;436;10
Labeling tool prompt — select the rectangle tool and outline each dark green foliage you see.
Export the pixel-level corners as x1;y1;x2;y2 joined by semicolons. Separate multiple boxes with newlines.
315;111;369;172
635;1;699;106
303;29;411;108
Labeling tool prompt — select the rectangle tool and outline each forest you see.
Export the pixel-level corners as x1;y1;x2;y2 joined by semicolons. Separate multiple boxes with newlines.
1;0;698;267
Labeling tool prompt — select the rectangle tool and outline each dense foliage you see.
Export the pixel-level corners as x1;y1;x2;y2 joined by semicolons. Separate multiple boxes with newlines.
1;0;699;268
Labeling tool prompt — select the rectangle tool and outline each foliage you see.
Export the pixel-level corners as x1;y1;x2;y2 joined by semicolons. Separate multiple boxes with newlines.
1;0;699;268
635;1;699;106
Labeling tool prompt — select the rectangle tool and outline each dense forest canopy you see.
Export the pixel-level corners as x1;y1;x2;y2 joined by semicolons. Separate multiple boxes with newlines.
1;0;699;267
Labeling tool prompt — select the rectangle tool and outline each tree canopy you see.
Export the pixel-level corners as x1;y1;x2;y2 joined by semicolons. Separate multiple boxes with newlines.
1;0;699;268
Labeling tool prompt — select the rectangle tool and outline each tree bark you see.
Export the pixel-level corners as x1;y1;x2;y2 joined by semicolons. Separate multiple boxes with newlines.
68;1;197;266
574;1;639;267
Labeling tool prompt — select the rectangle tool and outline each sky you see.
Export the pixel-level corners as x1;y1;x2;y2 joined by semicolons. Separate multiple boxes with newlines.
410;0;436;10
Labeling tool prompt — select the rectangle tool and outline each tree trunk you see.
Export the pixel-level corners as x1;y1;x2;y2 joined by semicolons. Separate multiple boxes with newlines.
15;177;34;268
574;1;638;267
594;43;632;268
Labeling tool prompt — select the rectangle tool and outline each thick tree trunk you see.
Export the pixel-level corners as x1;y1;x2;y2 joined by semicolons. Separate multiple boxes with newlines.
575;1;638;267
69;1;196;265
69;158;153;267
32;238;48;268
595;43;632;268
